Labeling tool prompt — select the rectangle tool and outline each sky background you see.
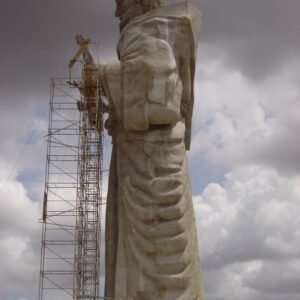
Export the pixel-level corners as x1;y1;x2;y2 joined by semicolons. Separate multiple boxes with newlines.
1;0;300;299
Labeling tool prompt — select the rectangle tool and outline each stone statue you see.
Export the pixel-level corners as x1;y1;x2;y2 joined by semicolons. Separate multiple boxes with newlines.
99;0;204;299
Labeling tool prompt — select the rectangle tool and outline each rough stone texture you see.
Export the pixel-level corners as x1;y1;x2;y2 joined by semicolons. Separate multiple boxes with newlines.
100;1;204;299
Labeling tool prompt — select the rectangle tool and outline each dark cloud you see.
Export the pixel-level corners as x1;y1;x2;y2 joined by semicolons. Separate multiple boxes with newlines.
244;260;300;295
253;128;300;175
197;0;300;79
1;0;299;111
1;0;118;109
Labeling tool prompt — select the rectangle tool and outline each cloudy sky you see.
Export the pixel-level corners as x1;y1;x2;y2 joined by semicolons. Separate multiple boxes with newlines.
1;0;300;299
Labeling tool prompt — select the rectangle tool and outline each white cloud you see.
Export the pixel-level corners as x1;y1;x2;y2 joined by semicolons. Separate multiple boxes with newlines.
192;58;300;174
194;165;300;299
0;168;41;299
190;55;300;298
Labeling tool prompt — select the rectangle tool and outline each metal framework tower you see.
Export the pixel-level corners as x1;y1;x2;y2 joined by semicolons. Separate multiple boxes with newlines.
39;78;81;299
39;70;104;299
74;75;103;299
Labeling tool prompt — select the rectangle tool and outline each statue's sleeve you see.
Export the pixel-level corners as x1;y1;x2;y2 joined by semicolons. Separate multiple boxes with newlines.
100;18;183;131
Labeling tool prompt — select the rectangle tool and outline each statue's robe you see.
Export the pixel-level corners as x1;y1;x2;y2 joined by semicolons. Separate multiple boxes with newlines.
101;2;204;299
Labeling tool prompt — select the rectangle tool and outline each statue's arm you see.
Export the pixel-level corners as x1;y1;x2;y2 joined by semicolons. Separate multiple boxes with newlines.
100;19;186;131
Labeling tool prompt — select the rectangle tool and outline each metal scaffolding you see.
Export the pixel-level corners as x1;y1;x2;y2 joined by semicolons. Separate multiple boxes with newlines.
39;76;104;300
74;78;103;299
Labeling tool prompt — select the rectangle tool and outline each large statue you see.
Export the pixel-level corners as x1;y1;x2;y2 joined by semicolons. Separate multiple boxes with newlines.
100;0;204;299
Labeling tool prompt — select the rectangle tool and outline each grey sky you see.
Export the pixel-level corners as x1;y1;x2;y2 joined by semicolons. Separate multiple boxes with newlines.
1;0;300;104
0;0;300;299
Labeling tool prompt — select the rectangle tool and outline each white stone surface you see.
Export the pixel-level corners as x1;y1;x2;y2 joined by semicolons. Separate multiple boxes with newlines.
101;1;204;299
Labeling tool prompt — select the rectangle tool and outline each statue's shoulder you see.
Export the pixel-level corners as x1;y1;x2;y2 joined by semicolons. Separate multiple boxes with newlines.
150;1;202;24
120;1;202;38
